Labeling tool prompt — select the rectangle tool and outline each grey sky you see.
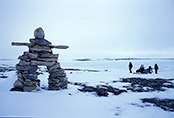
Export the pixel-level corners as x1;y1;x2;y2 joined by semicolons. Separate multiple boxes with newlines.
0;0;174;59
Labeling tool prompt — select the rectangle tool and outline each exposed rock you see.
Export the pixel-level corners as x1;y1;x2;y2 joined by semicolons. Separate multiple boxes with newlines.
121;78;174;92
38;53;58;58
16;65;38;71
142;98;174;112
96;86;109;97
23;52;39;59
78;84;126;97
30;38;51;46
37;57;57;62
30;60;55;66
22;73;37;80
0;75;8;78
10;87;24;92
79;86;97;92
29;46;52;53
23;85;37;92
18;60;30;66
34;27;45;39
0;66;16;72
14;80;24;88
64;68;100;72
47;62;60;72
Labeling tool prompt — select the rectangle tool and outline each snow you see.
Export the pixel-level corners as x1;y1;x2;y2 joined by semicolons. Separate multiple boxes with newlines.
0;59;174;118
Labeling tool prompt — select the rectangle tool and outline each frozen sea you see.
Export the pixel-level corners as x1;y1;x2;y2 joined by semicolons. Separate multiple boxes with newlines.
0;58;174;118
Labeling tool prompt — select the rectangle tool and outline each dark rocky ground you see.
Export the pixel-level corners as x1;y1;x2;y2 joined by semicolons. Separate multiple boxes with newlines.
142;98;174;112
120;77;174;92
74;83;127;97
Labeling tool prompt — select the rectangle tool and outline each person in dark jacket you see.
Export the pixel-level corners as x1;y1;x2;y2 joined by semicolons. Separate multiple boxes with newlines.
129;62;133;73
154;64;159;74
147;66;153;74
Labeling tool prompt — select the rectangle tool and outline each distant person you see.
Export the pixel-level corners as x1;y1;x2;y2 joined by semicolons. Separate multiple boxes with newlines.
147;66;153;74
129;62;133;73
136;64;145;73
154;64;159;74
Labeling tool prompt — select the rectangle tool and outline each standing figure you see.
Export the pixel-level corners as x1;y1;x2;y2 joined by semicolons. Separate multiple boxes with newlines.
129;62;133;73
154;64;159;74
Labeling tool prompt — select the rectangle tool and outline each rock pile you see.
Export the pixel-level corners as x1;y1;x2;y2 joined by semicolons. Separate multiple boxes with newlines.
11;27;69;92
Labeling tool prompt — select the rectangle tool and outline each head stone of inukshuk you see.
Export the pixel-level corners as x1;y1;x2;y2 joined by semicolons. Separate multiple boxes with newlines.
11;27;68;92
34;27;45;39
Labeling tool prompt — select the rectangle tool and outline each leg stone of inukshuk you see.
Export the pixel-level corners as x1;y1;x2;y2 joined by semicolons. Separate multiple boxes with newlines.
47;62;68;90
14;64;39;92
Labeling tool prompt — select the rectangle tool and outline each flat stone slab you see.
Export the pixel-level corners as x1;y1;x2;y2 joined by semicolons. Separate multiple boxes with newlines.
12;42;69;49
16;65;37;71
30;60;55;66
30;38;51;46
29;46;52;53
39;53;59;58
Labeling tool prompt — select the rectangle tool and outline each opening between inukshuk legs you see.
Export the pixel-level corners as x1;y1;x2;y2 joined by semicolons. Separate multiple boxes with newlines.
11;27;69;92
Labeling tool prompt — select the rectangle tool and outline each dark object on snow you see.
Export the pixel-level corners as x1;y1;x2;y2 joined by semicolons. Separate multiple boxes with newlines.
154;64;159;74
78;85;126;97
0;75;8;78
10;87;24;92
78;86;97;92
96;87;109;97
129;62;133;73
136;65;153;74
136;65;145;73
121;77;174;92
142;98;174;112
146;66;153;74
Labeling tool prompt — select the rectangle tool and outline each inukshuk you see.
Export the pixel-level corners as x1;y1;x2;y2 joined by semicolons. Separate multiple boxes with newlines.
11;27;69;92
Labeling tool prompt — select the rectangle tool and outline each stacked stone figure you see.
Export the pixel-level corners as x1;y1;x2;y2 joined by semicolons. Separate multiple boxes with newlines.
11;27;68;92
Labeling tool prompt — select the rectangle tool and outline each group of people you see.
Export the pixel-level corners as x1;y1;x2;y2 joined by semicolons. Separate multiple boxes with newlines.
129;62;159;74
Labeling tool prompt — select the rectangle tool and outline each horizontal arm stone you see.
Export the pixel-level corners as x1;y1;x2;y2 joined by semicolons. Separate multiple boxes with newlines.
49;45;69;49
12;42;33;46
11;42;69;49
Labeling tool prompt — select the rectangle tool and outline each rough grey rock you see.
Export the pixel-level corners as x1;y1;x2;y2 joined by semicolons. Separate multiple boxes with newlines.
121;78;174;92
37;57;57;62
16;65;37;71
30;60;55;66
18;60;30;66
49;73;66;78
30;38;51;46
22;73;37;80
34;27;45;39
23;85;37;92
47;63;61;72
39;53;58;58
24;80;37;86
14;80;24;88
23;52;38;59
142;98;174;112
29;45;52;53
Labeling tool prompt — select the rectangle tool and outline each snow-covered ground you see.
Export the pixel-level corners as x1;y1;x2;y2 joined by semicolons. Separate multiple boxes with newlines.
0;59;174;118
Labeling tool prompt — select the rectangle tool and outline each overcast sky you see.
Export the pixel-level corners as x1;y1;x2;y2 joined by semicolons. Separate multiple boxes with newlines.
0;0;174;59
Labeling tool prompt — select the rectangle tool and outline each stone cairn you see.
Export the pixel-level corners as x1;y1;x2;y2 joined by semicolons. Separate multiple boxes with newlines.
11;27;69;92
